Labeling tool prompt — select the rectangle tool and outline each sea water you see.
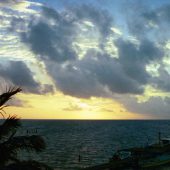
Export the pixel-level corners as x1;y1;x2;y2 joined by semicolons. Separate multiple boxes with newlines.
15;120;170;170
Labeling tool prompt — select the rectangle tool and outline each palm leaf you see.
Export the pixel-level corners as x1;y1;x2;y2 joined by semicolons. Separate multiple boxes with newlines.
0;87;22;107
0;135;46;165
0;115;21;141
0;143;16;165
4;135;46;153
0;87;53;169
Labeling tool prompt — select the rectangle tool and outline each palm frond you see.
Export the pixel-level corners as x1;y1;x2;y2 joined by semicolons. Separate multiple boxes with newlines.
0;87;52;169
0;105;8;118
0;87;22;107
5;135;46;153
0;115;21;141
0;135;46;165
0;143;16;165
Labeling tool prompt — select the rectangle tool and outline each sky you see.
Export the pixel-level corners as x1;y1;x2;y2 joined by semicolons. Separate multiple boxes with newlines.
1;0;170;119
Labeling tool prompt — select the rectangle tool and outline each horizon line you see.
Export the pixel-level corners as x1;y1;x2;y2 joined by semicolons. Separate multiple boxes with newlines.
1;118;170;121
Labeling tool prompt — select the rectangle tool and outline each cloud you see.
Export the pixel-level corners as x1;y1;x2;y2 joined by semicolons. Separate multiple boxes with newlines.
124;3;151;39
120;96;170;118
21;7;77;63
47;58;110;98
71;4;113;37
22;5;137;98
7;97;27;107
47;50;144;98
20;5;165;99
152;67;170;92
0;61;41;94
1;0;170;118
121;2;170;96
47;37;163;98
143;4;170;25
0;0;42;13
99;108;114;113
123;2;170;42
41;84;55;94
116;38;163;84
21;5;113;63
0;0;23;5
63;103;82;111
142;4;170;43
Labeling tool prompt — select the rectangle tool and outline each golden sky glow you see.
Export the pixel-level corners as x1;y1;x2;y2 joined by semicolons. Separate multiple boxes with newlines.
1;0;170;119
5;92;146;120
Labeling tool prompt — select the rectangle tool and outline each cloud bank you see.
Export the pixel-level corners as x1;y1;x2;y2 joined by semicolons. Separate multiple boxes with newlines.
1;1;170;117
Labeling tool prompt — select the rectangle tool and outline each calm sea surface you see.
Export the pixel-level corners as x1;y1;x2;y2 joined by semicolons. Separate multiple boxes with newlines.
14;120;170;170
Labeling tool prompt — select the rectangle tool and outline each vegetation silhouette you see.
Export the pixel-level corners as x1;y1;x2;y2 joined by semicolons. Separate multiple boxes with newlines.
0;87;53;170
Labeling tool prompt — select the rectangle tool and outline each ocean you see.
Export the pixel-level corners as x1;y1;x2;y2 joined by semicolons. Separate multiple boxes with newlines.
15;120;170;170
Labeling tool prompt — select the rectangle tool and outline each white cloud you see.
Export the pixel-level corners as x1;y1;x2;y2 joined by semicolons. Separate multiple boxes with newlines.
165;41;170;50
110;27;122;35
146;62;160;77
83;20;95;27
0;0;42;13
104;36;118;58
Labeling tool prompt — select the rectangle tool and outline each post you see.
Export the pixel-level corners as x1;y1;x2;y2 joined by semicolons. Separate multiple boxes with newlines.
158;132;161;145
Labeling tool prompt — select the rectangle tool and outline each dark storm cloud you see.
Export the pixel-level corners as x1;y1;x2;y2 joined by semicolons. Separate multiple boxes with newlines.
20;5;165;98
124;2;170;41
122;2;170;95
21;19;77;63
142;4;170;42
151;67;170;92
121;1;150;38
8;16;26;32
71;4;113;37
48;36;163;98
2;1;170;119
120;96;170;118
42;5;113;37
47;60;110;99
21;5;129;97
47;51;143;98
21;5;113;63
115;38;163;84
86;52;143;94
143;4;170;24
0;61;41;94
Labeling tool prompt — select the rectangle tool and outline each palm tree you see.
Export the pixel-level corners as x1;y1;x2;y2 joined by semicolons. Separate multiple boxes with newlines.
0;87;53;170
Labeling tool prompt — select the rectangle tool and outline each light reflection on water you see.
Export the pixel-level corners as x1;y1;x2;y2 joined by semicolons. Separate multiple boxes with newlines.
15;120;170;170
